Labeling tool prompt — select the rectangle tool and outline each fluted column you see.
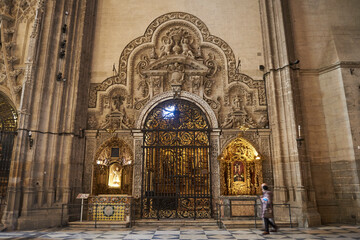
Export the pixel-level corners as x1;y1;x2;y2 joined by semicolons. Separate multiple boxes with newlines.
2;0;97;230
259;0;320;227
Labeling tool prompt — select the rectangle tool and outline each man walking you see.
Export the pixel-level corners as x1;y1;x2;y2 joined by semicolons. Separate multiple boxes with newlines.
261;183;278;235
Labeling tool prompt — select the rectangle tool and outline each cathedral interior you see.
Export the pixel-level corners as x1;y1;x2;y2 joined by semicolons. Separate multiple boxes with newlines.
0;0;359;230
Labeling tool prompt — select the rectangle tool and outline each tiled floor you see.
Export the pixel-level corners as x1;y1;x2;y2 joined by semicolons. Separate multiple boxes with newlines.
0;225;359;239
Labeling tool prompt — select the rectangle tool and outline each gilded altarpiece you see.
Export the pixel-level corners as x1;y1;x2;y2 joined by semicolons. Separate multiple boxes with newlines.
220;137;263;196
92;137;133;195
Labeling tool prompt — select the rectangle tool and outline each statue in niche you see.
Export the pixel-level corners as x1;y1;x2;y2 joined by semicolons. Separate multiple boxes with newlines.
159;37;173;58
109;164;122;188
111;95;125;112
100;94;132;130
113;167;121;185
233;95;241;108
181;37;194;57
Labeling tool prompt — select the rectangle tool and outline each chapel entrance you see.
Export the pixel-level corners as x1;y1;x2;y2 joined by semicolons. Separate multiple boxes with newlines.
141;99;211;219
0;93;17;213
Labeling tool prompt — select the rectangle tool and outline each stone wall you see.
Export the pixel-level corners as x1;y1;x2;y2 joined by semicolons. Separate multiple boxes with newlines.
288;0;360;223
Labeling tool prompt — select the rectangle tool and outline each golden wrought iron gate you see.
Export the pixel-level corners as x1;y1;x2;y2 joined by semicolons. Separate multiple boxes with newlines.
141;99;211;219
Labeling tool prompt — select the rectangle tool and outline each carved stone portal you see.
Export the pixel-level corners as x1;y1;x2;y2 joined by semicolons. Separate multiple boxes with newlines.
88;12;268;132
219;136;263;195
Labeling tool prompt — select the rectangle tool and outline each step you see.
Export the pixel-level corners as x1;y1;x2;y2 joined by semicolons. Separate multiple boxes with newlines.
222;219;296;229
135;219;218;227
68;221;129;228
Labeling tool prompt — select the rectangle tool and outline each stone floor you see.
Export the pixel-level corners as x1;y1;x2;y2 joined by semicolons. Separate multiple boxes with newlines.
0;225;359;239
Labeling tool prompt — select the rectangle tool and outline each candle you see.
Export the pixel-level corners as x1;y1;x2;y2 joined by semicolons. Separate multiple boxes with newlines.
298;125;301;138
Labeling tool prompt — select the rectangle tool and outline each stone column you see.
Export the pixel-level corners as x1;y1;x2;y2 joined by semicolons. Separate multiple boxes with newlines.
131;130;143;199
259;0;320;226
2;0;97;230
210;129;221;212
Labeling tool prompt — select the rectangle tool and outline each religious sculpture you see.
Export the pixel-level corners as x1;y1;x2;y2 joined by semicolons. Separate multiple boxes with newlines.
109;165;122;188
159;37;173;58
181;37;194;57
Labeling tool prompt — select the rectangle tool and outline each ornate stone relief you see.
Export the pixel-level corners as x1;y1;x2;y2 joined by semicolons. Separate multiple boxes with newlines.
87;87;133;130
221;83;268;129
88;12;268;131
0;0;40;104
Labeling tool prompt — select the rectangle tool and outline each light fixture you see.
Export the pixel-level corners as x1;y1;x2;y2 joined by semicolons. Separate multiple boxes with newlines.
296;125;304;147
57;72;63;81
290;59;300;65
96;158;109;166
28;131;33;149
78;128;84;138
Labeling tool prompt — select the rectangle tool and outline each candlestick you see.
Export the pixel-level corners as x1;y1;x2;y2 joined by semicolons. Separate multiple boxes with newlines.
298;125;301;138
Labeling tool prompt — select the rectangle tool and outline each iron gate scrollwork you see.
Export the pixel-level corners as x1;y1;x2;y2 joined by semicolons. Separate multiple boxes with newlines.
141;99;212;219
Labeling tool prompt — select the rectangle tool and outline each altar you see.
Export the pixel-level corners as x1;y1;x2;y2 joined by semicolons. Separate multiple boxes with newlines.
219;195;260;219
88;195;131;221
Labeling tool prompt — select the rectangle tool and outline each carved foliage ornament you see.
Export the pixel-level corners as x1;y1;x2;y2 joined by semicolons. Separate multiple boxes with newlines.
0;0;42;104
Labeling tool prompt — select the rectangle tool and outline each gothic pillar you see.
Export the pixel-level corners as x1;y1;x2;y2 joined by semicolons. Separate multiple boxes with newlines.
2;0;97;230
259;0;321;227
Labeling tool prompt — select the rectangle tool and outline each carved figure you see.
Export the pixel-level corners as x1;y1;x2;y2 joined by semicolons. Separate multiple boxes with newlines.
222;113;234;128
169;63;185;85
137;80;149;97
112;167;121;186
181;37;194;57
257;115;269;128
233;95;242;108
245;115;256;128
111;95;125;112
159;37;173;58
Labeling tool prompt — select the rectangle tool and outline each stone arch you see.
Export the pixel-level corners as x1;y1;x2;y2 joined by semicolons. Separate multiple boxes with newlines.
0;91;18;208
135;91;219;129
0;92;18;132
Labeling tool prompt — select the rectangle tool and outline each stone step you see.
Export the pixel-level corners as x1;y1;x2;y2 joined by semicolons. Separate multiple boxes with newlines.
68;221;129;228
135;219;218;227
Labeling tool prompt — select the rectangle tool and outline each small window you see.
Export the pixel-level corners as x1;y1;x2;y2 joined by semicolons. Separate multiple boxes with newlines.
111;148;119;157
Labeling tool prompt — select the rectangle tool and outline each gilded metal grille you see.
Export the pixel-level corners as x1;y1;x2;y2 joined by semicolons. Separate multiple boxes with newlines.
141;99;211;219
0;94;17;204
